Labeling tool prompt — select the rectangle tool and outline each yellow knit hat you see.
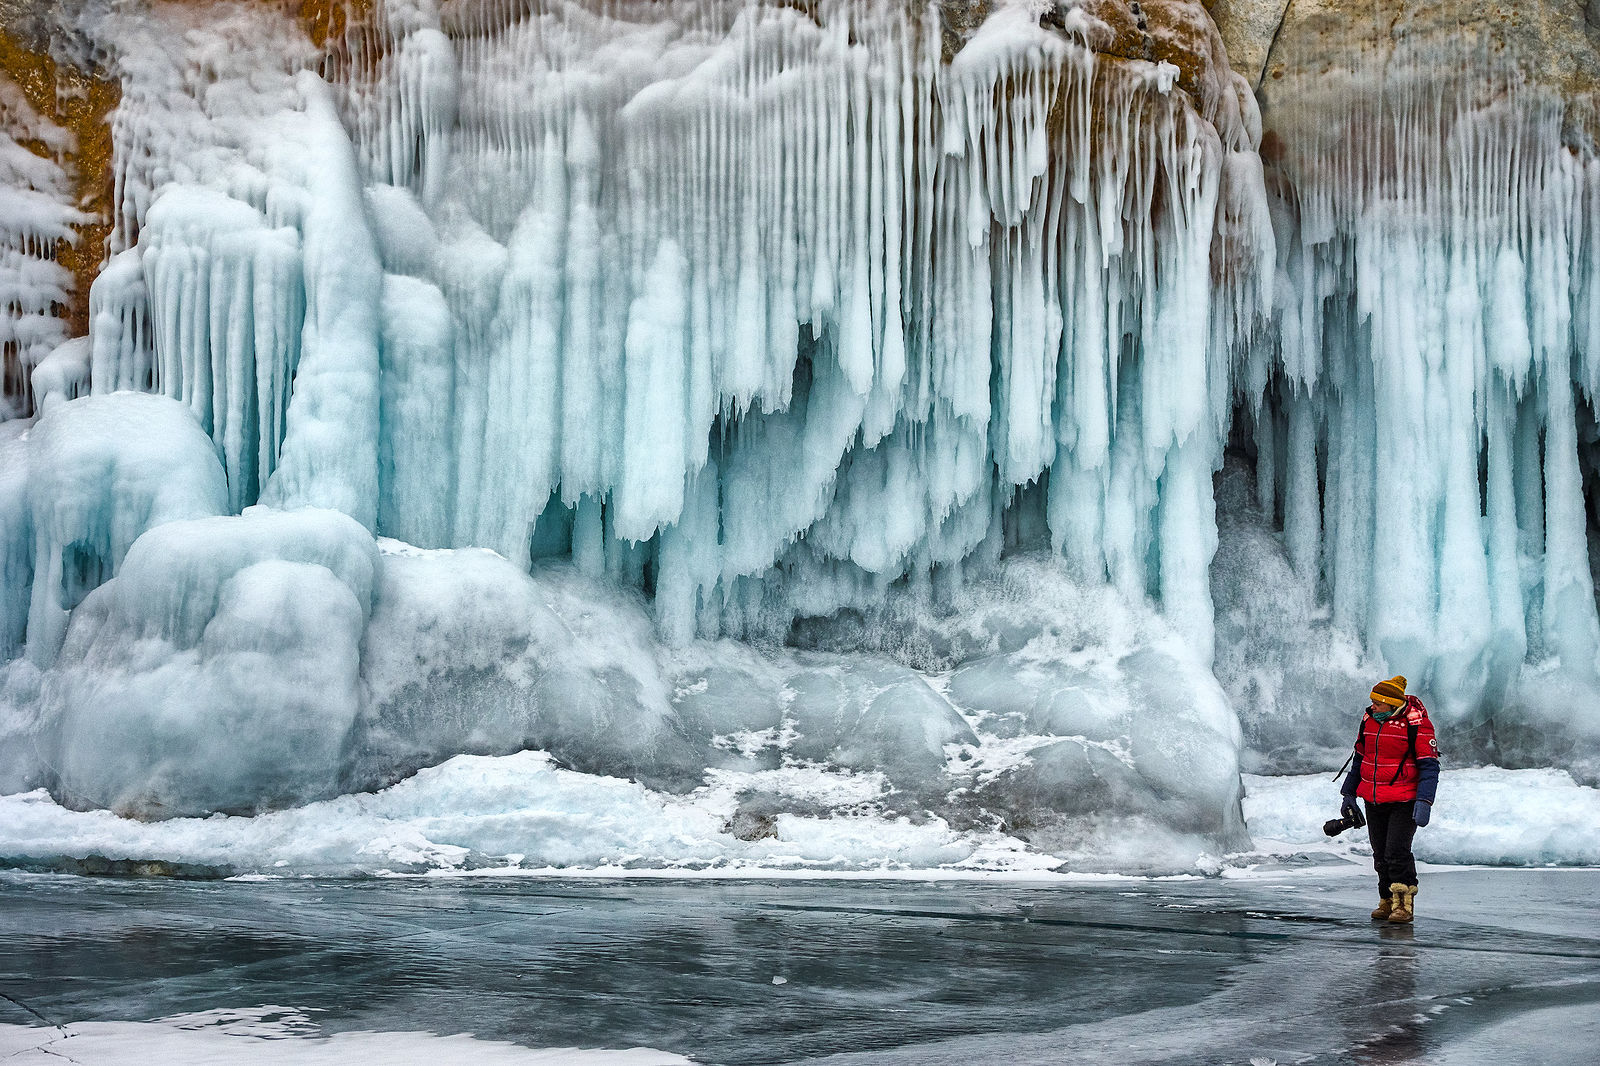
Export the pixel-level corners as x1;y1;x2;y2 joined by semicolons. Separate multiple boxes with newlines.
1370;676;1408;707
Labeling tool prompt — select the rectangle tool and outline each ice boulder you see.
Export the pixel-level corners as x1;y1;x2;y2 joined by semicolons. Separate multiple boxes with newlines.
946;642;1247;869
21;392;229;666
784;554;1250;868
663;641;793;774
35;508;376;817
784;659;977;804
667;644;979;805
353;545;701;793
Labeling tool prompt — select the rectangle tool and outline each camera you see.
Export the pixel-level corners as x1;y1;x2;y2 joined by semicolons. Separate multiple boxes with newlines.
1323;806;1366;837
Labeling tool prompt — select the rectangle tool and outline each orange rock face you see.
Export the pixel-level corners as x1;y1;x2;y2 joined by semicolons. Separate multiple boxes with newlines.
1;24;116;402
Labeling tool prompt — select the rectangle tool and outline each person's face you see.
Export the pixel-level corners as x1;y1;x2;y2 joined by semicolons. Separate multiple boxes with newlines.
1369;700;1386;714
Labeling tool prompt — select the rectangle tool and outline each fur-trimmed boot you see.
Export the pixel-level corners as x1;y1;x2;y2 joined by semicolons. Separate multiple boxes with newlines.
1388;883;1416;923
1371;895;1392;920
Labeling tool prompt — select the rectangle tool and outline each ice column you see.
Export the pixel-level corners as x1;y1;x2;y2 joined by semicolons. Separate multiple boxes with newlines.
258;73;384;531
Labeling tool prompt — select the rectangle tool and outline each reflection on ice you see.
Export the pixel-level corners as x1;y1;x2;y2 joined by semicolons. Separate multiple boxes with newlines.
0;1006;688;1065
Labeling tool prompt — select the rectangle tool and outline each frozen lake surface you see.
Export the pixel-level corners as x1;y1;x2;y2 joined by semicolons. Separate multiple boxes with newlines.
2;869;1598;1064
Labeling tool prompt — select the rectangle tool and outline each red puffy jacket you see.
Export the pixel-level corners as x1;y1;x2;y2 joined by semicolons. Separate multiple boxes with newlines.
1350;696;1440;803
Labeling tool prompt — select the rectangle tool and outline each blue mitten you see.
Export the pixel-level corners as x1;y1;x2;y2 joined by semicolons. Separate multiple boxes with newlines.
1413;799;1431;827
1340;796;1361;820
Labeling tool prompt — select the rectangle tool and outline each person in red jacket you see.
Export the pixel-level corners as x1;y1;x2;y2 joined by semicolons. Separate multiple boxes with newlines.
1338;675;1441;923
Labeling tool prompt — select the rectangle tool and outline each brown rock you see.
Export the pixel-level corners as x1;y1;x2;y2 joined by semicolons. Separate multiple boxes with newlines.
1250;1;1600;145
1204;0;1290;88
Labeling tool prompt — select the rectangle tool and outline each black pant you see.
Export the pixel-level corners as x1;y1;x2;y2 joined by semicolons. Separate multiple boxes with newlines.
1364;800;1418;896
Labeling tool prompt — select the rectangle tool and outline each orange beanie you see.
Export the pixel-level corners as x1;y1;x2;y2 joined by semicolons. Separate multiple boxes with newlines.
1370;676;1408;708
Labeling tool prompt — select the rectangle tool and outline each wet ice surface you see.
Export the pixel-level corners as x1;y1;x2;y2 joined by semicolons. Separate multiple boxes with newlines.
1;870;1597;1065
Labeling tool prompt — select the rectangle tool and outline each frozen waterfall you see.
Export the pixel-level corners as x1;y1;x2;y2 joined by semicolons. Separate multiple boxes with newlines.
75;0;1269;658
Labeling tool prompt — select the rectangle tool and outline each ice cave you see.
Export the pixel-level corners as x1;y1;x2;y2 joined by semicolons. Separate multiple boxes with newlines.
3;0;1600;876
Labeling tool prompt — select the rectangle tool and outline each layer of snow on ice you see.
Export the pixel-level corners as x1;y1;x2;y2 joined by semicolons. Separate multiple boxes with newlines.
0;1005;688;1065
0;750;1061;877
1242;768;1600;867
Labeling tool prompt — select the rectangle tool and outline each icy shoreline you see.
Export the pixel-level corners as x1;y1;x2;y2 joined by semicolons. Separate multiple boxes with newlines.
3;759;1596;880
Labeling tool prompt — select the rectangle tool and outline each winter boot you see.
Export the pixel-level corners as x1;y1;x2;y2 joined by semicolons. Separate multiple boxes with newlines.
1370;895;1392;920
1388;883;1416;923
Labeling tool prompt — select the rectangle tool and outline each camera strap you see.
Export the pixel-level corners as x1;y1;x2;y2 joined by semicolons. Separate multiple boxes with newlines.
1330;750;1355;782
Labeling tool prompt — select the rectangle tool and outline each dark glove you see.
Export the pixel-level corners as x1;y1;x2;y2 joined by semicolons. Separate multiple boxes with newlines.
1340;796;1360;820
1413;799;1431;827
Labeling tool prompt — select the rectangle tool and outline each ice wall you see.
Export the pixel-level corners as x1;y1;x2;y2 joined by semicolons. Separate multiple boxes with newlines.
70;0;1270;663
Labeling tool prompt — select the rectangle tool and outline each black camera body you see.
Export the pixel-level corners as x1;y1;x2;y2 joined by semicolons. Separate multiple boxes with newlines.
1323;806;1366;837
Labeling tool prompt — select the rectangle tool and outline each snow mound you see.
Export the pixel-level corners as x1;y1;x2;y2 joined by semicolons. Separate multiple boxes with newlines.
1242;768;1600;867
0;750;1064;878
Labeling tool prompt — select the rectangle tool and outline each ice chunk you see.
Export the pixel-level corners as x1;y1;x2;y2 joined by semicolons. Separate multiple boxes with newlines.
357;544;699;792
22;392;228;666
29;337;92;409
102;508;377;646
948;644;1246;865
33;508;376;816
784;659;978;804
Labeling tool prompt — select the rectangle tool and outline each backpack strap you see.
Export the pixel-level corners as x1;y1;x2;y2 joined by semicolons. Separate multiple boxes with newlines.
1387;723;1418;786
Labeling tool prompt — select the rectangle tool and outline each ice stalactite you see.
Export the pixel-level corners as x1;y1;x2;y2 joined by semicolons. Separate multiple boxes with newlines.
129;189;304;513
1239;47;1600;728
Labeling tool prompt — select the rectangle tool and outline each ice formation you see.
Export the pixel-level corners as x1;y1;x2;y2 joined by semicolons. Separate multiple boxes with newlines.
65;0;1270;656
1;0;1599;870
1227;46;1600;766
1;70;87;419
